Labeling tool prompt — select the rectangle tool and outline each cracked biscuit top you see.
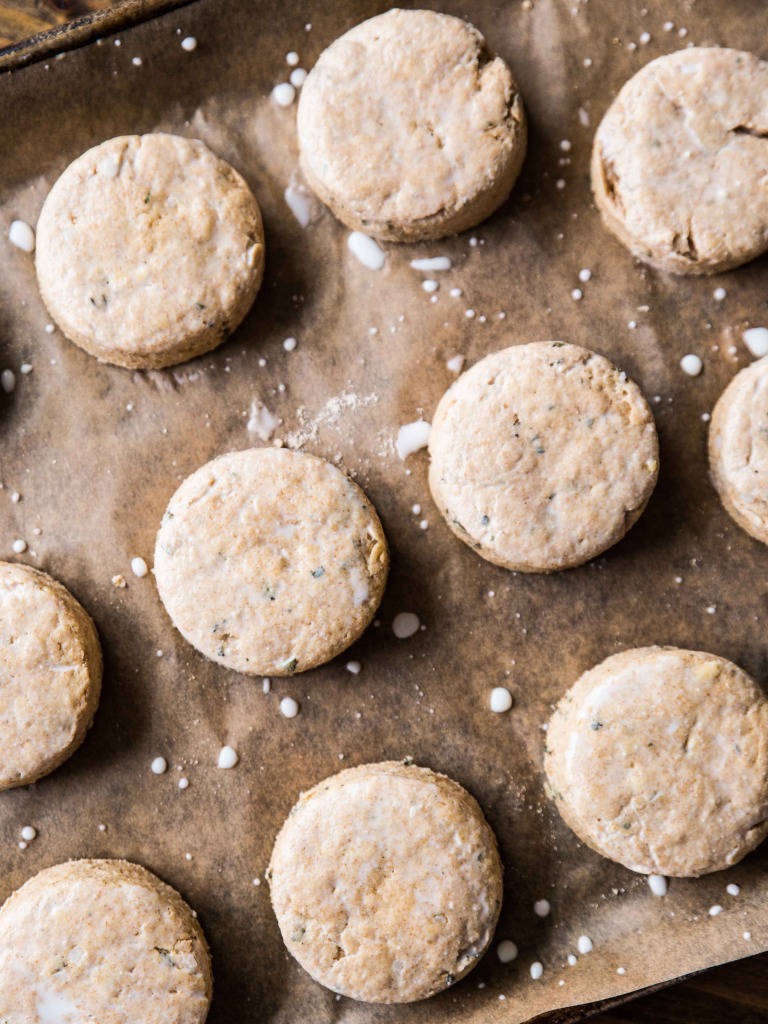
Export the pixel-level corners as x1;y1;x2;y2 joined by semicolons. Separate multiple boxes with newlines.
0;860;212;1023
545;647;768;877
297;8;526;241
592;47;768;274
268;761;502;1003
154;448;388;677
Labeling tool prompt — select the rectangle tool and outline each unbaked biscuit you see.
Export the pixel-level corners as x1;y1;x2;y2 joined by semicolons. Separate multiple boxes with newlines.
297;9;526;242
709;356;768;544
0;859;212;1022
36;133;264;369
0;561;101;789
545;647;768;877
428;342;659;572
154;448;388;676
592;47;768;274
268;761;502;1003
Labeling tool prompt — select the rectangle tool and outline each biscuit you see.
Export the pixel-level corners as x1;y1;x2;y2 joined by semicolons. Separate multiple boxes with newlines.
268;761;502;1003
154;448;388;676
592;47;768;274
428;342;659;572
0;859;212;1022
545;647;768;877
709;357;768;544
297;9;526;242
35;133;264;369
0;561;101;789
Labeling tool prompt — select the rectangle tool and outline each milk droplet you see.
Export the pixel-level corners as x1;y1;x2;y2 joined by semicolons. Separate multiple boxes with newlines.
247;399;280;440
346;661;361;674
395;420;431;460
680;354;703;376
12;539;27;554
284;184;312;226
181;36;197;51
709;904;723;917
571;288;583;301
490;687;513;713
9;220;35;253
132;56;143;66
410;256;452;272
347;232;386;270
533;899;551;918
151;756;167;775
217;745;239;769
567;954;577;966
289;68;307;88
272;82;296;107
178;777;189;790
497;940;518;963
20;826;36;841
577;935;593;954
286;51;299;66
1;369;16;393
422;279;439;293
392;612;420;639
280;696;300;718
743;327;768;358
283;337;298;352
727;883;740;896
578;268;592;282
647;874;668;897
446;355;465;373
131;556;149;578
530;962;544;980
713;287;726;301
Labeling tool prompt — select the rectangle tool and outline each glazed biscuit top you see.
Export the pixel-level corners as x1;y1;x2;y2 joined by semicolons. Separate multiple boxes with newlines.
0;860;211;1023
268;762;502;1003
429;342;658;570
545;647;768;876
35;133;263;361
594;48;768;268
0;562;101;787
298;8;522;227
711;357;768;533
154;448;388;675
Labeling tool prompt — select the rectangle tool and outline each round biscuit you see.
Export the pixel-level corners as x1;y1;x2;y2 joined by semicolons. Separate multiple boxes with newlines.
268;761;502;1003
154;447;388;676
592;47;768;274
709;356;768;544
0;859;212;1022
297;9;526;242
0;561;102;789
545;647;768;877
428;342;659;572
35;133;264;369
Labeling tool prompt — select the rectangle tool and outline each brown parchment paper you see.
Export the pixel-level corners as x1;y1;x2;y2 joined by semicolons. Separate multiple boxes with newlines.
2;1;768;1021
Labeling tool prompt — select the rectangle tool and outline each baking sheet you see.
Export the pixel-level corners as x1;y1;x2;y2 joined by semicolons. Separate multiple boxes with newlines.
2;1;768;1021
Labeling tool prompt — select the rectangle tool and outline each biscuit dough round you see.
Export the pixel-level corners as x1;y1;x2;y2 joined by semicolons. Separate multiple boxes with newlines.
36;133;264;369
428;342;659;572
0;561;102;790
268;761;502;1003
709;357;768;544
154;448;388;676
0;859;212;1023
592;47;768;274
297;9;526;242
545;647;768;877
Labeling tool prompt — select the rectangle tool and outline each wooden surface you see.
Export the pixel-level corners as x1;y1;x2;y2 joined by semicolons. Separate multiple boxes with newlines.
1;1;767;1022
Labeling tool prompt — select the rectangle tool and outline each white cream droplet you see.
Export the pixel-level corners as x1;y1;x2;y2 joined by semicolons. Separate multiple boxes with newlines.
130;556;148;578
490;687;513;713
1;369;16;393
393;612;420;639
347;232;386;270
9;220;35;253
280;696;300;718
577;935;593;954
726;883;740;897
284;184;312;227
497;939;518;963
743;327;768;358
680;354;703;376
151;756;167;775
395;420;431;460
181;36;197;51
709;904;723;917
446;355;465;373
289;68;307;87
647;874;668;897
530;962;544;980
20;826;36;841
410;256;452;272
533;899;551;917
217;745;239;769
346;661;361;674
272;82;296;107
12;539;27;554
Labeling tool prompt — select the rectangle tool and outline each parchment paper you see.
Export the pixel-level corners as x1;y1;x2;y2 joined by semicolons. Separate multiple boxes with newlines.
2;1;768;1021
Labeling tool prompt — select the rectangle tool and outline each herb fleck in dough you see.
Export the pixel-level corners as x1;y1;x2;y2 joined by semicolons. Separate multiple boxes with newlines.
268;761;502;1003
428;342;659;572
709;356;768;544
545;647;768;877
0;860;212;1023
0;561;102;789
154;448;388;676
592;47;768;274
35;133;264;369
298;8;526;241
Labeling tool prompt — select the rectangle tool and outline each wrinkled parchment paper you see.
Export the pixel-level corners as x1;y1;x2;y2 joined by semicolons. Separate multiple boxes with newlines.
2;1;768;1021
